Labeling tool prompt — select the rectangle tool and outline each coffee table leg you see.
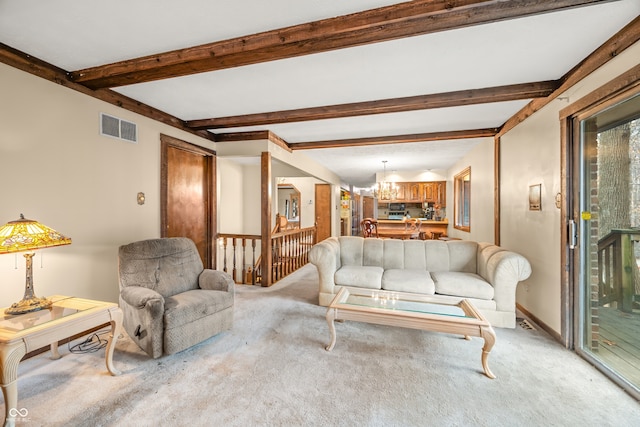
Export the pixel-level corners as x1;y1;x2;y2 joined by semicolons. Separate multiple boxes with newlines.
480;325;497;379
325;308;337;351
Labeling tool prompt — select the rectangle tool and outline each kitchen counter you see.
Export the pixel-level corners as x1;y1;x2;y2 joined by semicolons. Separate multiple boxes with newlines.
376;219;448;238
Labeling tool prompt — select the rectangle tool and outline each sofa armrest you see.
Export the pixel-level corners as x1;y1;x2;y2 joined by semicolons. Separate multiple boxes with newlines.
199;269;235;294
309;237;341;301
484;251;532;312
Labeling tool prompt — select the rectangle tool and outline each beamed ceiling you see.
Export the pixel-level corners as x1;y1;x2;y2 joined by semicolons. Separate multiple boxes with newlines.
1;0;639;187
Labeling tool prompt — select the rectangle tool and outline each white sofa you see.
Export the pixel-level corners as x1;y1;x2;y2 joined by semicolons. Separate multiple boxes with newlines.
308;236;531;328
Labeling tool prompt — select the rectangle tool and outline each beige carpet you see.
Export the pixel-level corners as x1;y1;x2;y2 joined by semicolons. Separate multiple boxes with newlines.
8;264;640;426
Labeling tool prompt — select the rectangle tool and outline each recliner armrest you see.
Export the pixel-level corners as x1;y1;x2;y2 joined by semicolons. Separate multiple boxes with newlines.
120;286;164;315
199;269;235;293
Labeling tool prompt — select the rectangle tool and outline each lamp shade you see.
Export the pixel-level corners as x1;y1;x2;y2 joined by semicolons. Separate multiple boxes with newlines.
0;214;72;253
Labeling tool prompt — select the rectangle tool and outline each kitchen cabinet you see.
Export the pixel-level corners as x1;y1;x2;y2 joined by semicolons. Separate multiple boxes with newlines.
419;181;446;205
421;183;435;202
408;183;421;202
377;181;446;204
392;182;406;201
436;181;446;207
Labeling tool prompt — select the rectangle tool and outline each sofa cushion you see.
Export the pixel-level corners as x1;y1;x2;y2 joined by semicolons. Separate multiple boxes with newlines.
431;271;494;300
335;265;383;289
383;239;405;269
447;240;478;273
382;269;435;294
362;238;384;267
424;240;450;272
403;240;427;269
339;236;365;266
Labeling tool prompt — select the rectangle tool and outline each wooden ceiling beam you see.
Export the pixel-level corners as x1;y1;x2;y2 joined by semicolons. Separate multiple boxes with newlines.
69;0;605;89
498;15;640;137
186;81;558;130
0;43;214;142
286;128;498;150
214;130;292;152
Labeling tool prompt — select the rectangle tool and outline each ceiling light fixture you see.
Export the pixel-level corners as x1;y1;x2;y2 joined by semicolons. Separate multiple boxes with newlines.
372;160;398;200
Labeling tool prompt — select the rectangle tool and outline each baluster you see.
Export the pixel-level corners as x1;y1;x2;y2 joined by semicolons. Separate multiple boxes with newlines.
294;233;300;270
222;237;228;273
232;238;237;283
242;238;247;284
252;238;257;285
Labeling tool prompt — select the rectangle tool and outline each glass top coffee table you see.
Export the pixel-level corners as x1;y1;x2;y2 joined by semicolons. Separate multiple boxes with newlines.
325;287;497;378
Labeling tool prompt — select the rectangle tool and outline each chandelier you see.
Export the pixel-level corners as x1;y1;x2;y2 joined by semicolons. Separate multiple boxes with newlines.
372;160;398;200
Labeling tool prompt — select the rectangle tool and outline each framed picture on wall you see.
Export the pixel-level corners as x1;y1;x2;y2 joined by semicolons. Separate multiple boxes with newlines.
529;184;541;211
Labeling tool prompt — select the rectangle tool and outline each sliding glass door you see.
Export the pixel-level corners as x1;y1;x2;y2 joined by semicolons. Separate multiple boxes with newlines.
575;91;640;397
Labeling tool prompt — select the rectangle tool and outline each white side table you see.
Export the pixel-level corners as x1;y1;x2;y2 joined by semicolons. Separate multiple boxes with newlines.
0;296;122;427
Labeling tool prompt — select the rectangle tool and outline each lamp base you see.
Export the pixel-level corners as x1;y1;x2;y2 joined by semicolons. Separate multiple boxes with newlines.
5;296;52;315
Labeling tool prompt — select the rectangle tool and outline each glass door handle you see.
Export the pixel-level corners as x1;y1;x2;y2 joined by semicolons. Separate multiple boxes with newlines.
569;219;578;249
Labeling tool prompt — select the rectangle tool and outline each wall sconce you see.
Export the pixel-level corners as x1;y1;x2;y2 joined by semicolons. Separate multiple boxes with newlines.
137;192;146;205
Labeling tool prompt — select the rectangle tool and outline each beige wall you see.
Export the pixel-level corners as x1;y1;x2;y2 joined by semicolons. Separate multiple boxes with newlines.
447;137;495;243
500;41;640;333
0;61;342;307
0;62;215;306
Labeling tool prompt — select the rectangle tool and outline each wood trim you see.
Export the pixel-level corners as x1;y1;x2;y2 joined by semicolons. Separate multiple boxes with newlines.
160;134;217;267
214;130;271;142
559;116;573;349
69;0;604;89
291;129;497;150
261;152;273;286
559;63;640;120
498;15;640;138
453;166;471;232
213;130;293;152
187;81;559;130
516;303;563;343
494;136;501;246
0;43;215;142
266;131;292;152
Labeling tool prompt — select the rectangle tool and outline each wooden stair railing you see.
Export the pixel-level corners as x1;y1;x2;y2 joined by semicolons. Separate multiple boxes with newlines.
597;229;640;313
271;226;316;282
218;234;261;285
218;225;316;286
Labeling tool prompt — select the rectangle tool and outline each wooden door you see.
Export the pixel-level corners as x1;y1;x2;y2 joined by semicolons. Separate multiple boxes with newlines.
362;196;375;220
161;134;216;268
315;183;331;242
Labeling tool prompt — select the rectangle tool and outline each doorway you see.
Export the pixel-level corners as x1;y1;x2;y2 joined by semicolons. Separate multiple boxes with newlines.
569;87;640;397
315;183;331;242
277;183;301;229
161;134;216;268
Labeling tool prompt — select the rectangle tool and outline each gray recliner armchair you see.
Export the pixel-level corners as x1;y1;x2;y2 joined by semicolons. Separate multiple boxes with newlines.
118;237;234;358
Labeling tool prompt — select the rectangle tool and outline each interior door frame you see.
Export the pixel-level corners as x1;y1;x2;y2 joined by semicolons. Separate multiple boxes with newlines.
160;134;217;268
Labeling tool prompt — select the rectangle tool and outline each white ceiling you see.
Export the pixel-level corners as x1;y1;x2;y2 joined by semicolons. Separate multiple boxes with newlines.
1;0;639;188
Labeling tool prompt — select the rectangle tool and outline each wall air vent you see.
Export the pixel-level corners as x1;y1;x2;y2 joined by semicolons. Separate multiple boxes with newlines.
100;113;138;143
